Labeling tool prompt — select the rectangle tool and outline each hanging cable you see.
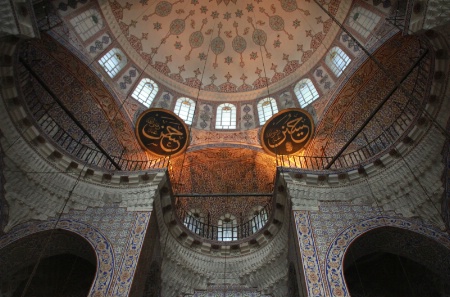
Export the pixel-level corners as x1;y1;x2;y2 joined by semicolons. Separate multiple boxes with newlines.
172;17;216;194
312;0;449;140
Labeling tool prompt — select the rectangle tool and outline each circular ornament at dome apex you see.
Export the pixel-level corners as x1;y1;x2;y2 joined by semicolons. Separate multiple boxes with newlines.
135;109;189;157
260;109;314;155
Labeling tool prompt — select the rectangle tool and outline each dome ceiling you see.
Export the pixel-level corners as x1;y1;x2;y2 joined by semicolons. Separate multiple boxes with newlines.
101;0;351;99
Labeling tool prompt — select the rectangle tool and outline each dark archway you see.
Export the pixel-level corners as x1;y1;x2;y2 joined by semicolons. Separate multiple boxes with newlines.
343;226;450;297
0;229;97;297
287;263;300;297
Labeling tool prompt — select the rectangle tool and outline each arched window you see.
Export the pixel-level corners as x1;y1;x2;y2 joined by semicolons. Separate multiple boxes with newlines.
250;206;269;233
174;97;196;125
70;9;103;41
218;215;237;241
294;79;319;107
215;103;236;129
326;47;351;77
257;97;278;125
183;209;204;235
98;48;127;78
131;78;158;107
348;7;380;38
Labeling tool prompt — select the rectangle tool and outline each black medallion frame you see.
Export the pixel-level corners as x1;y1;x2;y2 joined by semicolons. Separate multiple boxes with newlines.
135;108;190;157
260;108;314;156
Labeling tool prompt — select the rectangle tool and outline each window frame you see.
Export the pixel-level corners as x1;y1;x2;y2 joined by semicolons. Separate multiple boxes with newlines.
174;97;196;125
215;103;237;130
257;97;278;125
294;78;319;107
348;6;381;39
70;9;103;41
131;78;159;107
98;48;127;78
218;215;238;241
326;46;351;77
251;207;269;233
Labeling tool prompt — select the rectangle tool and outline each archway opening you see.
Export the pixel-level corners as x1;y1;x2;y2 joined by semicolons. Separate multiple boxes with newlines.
0;229;97;297
11;253;96;297
343;227;450;297
345;251;443;297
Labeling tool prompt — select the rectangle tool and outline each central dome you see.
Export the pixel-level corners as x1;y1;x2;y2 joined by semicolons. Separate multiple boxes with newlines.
100;0;351;100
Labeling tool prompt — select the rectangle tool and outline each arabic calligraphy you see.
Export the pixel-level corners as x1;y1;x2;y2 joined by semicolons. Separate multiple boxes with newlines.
260;109;314;155
136;109;189;156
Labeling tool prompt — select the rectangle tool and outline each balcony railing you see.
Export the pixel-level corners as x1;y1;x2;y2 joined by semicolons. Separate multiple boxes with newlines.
278;39;432;172
16;58;168;171
175;197;273;242
385;0;411;35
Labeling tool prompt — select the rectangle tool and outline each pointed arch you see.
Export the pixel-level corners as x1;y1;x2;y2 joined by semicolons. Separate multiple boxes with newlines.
325;217;450;297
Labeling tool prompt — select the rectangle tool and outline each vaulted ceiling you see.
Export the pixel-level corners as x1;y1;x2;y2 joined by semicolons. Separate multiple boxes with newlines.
99;0;351;100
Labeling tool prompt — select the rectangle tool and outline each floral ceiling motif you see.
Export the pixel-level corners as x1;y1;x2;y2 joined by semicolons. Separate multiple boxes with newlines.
103;0;349;95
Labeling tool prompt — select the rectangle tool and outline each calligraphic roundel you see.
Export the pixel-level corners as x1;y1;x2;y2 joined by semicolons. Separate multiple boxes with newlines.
135;109;189;157
260;108;314;155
